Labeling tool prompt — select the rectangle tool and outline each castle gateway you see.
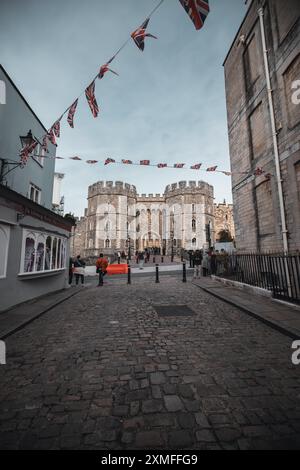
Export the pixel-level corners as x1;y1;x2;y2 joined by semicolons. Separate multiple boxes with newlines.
71;181;234;259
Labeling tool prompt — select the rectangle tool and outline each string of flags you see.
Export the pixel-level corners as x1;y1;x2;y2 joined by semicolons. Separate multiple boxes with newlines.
19;0;210;166
28;151;272;180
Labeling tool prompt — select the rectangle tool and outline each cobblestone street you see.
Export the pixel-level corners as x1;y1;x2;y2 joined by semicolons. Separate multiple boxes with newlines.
1;275;300;450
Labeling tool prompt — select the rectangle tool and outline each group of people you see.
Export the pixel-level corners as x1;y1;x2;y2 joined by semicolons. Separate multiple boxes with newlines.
69;255;86;286
69;253;109;287
188;248;229;278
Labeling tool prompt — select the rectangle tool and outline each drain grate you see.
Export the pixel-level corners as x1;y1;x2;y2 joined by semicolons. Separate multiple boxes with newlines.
154;305;195;317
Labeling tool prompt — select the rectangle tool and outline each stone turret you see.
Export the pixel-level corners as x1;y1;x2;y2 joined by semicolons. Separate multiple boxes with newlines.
88;181;137;199
164;180;214;198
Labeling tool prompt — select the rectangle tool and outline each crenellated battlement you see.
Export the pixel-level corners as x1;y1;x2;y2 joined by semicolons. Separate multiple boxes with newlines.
88;181;137;198
164;181;214;198
137;193;164;200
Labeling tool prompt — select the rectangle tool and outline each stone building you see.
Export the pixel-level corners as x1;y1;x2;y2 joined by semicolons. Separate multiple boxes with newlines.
223;0;300;252
214;202;235;242
71;180;235;260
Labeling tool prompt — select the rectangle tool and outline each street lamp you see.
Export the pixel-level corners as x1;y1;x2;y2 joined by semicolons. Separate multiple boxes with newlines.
20;130;35;149
127;236;131;261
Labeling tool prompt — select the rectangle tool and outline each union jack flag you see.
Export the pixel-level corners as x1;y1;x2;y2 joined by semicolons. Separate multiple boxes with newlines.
174;163;185;168
122;159;132;164
222;171;232;176
52;120;60;138
131;18;157;51
105;158;115;165
70;156;82;160
140;160;150;165
190;163;202;170
206;165;217;172
47;129;56;146
20;140;38;165
85;80;99;118
86;160;98;164
55;156;64;160
98;63;119;79
42;135;48;152
67;98;78;128
157;163;167;168
179;0;210;31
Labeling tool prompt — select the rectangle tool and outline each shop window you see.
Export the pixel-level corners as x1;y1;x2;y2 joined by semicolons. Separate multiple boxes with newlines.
20;230;67;275
0;224;10;278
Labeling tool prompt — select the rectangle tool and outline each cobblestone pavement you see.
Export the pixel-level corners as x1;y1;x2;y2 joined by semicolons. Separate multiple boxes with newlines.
1;276;300;450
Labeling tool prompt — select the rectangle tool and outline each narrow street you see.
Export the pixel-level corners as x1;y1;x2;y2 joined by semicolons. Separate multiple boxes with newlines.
1;275;299;450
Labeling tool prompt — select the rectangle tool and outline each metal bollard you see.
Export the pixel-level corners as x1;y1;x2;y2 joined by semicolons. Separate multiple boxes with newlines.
155;264;159;283
182;263;187;283
181;254;184;262
127;264;131;285
171;254;174;262
161;256;164;263
153;256;156;264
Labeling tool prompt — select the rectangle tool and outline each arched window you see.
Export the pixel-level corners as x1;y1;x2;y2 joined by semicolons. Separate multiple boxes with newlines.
0;224;9;278
192;218;196;231
36;235;46;271
173;239;177;247
105;239;110;248
192;238;196;246
45;236;52;270
192;204;195;213
105;221;110;232
51;237;57;270
24;235;35;272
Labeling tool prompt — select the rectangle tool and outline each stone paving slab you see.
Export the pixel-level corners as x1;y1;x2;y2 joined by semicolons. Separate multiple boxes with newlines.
192;277;300;339
0;276;300;450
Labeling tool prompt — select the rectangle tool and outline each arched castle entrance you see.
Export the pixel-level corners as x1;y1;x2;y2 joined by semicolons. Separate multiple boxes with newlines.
138;230;161;251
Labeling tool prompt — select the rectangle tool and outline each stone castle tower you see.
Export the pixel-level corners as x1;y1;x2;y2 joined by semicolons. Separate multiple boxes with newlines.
71;181;234;259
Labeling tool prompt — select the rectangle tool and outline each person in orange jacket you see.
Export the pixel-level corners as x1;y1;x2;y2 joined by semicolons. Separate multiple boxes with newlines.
96;253;108;286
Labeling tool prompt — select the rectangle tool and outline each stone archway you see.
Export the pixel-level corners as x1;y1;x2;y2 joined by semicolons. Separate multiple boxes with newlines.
138;230;161;251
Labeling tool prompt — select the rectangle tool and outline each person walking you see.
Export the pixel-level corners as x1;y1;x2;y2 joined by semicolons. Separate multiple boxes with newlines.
74;255;86;286
202;251;209;277
138;251;144;270
96;253;108;286
69;257;74;285
193;249;203;279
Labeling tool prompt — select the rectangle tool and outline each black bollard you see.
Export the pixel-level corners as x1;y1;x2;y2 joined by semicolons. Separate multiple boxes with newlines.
127;264;131;285
155;264;159;283
182;262;187;283
171;254;174;263
161;256;164;263
181;254;184;262
153;256;156;264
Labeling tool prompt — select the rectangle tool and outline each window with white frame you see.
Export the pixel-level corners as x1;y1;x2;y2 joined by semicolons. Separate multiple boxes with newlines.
29;183;41;204
0;224;10;279
20;229;67;274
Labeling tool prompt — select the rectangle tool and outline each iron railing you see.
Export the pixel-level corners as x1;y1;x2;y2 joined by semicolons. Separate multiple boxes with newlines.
214;252;300;304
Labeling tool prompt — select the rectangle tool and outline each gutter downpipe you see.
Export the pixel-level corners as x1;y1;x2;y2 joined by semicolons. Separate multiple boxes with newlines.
258;6;292;297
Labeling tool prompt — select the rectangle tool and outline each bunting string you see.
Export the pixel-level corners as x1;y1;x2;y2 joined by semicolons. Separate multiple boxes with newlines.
25;152;272;180
19;0;211;165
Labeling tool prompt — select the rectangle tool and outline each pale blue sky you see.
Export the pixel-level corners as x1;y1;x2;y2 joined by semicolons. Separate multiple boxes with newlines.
0;0;248;216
